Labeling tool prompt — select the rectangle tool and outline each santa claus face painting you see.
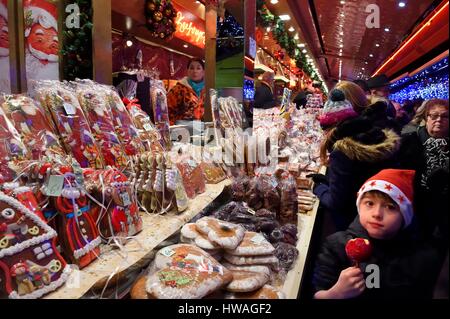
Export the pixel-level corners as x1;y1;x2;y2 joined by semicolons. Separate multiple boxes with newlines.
24;0;60;84
27;23;58;62
0;2;10;93
0;14;8;55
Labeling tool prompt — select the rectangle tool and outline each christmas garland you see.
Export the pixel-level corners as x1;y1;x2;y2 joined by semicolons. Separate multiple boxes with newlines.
257;0;325;91
145;0;177;40
61;0;93;81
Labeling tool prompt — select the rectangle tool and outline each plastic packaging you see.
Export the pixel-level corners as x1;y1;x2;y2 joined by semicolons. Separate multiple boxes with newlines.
151;80;171;149
83;167;143;242
145;244;232;299
33;81;103;169
102;86;146;156
176;156;206;199
0;105;28;183
75;81;129;169
1;95;65;160
278;174;298;224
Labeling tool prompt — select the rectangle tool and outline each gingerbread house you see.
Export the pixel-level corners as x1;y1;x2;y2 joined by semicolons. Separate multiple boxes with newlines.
0;190;70;299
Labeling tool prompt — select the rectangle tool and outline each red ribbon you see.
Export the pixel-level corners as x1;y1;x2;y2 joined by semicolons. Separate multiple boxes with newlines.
122;97;142;111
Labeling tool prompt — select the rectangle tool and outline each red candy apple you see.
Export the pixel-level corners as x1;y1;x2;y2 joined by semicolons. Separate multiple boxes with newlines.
345;238;372;265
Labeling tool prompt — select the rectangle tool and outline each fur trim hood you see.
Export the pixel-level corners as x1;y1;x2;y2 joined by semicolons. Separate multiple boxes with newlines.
333;129;400;163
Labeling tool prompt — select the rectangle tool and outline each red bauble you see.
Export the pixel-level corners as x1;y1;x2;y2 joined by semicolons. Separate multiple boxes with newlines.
345;238;373;264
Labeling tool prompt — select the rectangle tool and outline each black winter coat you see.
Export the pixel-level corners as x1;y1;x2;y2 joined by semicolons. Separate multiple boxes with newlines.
312;216;448;299
314;129;401;230
254;82;276;109
398;126;449;236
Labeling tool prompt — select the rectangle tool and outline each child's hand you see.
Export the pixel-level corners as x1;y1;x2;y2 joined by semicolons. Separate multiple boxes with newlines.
329;266;365;299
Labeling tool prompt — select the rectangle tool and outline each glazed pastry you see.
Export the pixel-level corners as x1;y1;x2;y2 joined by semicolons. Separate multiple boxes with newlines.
195;217;245;250
225;270;269;293
225;232;275;256
225;285;285;299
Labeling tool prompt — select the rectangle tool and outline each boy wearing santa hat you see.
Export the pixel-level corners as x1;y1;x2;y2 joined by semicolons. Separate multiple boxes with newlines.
0;0;10;93
24;0;59;86
313;169;448;299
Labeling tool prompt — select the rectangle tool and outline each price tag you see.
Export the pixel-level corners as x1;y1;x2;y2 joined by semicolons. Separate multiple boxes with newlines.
249;37;257;59
45;175;64;197
71;162;84;185
120;192;131;206
143;123;153;131
187;159;197;168
160;247;175;257
63;102;76;115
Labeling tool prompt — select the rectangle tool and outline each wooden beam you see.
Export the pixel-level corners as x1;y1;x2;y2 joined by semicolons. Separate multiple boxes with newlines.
8;0;27;93
57;0;64;81
203;2;217;122
92;0;112;84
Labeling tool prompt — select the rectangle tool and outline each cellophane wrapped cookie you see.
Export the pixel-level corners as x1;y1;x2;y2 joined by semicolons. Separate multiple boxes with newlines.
83;167;143;243
0;105;28;183
259;175;281;213
231;174;249;202
74;81;129;169
199;161;226;184
175;155;206;199
1;94;65;160
145;244;232;299
151;80;171;149
44;164;101;268
33;81;104;169
100;86;146;156
277;173;298;224
126;99;164;152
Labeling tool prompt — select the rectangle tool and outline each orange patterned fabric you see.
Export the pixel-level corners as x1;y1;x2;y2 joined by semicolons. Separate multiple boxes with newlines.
167;78;206;125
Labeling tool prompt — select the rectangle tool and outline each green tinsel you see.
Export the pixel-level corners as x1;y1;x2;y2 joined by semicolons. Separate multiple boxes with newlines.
61;0;93;80
257;0;324;89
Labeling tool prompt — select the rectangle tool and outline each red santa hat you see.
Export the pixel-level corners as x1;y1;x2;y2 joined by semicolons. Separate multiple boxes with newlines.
24;0;58;37
356;169;416;228
0;0;7;21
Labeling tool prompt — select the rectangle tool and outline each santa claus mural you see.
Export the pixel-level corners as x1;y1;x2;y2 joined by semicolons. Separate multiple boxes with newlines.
0;0;10;93
24;0;59;87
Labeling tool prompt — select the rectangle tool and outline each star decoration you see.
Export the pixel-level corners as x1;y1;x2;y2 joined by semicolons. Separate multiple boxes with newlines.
370;181;377;187
397;195;405;204
384;184;393;191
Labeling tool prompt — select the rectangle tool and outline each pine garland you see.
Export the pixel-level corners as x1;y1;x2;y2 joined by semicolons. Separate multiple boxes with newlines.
257;0;325;91
144;0;177;40
61;0;93;81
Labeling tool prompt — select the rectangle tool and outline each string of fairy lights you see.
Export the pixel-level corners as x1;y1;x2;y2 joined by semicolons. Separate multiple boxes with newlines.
389;57;449;104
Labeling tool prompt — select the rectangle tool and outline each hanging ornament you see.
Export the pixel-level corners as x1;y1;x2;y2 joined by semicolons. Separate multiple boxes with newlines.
154;11;163;21
145;0;177;40
147;2;156;11
165;8;173;17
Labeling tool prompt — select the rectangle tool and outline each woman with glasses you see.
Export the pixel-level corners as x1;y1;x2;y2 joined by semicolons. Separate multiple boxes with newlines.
399;98;449;236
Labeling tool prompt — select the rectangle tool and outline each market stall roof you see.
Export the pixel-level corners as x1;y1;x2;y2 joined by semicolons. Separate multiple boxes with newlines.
265;0;443;86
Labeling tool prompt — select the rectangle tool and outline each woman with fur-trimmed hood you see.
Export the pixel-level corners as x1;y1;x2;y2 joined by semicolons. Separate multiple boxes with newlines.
310;89;401;231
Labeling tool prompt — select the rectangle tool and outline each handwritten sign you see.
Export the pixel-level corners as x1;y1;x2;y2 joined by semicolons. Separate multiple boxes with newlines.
173;3;205;48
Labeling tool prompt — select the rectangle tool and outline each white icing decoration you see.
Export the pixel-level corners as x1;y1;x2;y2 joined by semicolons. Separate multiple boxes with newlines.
13;186;32;195
73;236;101;259
0;191;57;259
